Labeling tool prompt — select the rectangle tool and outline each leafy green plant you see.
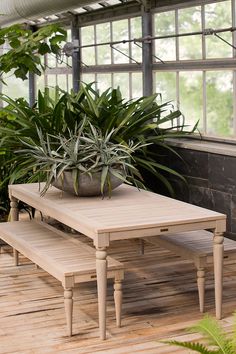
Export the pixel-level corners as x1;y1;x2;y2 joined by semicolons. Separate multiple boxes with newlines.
164;314;236;353
0;84;197;216
18;123;145;196
59;83;197;195
0;24;66;80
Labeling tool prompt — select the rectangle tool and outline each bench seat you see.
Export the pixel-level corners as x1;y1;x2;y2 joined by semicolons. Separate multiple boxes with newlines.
143;231;236;313
0;220;124;336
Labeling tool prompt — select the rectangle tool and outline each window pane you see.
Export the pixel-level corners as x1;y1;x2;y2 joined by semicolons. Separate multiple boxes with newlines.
206;71;233;137
178;6;202;60
205;1;232;58
47;53;57;68
82;74;96;85
206;32;232;58
154;11;176;61
131;73;143;98
36;75;45;93
68;74;73;92
179;71;203;131
130;17;142;62
45;75;57;100
96;22;111;65
57;74;67;91
113;73;129;99
2;75;29;101
96;73;112;92
81;26;96;65
155;71;176;104
112;20;129;64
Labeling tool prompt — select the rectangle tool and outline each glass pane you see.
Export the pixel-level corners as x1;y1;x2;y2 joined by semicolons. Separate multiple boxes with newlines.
155;11;175;35
2;75;29;101
179;72;203;131
96;22;111;65
36;75;45;93
81;26;96;65
97;45;111;65
57;75;67;91
155;71;176;104
113;73;129;99
205;0;232;58
178;6;202;60
206;71;233;137
155;72;177;127
47;53;57;68
96;74;112;92
81;25;94;44
130;17;142;62
112;19;129;64
206;32;232;58
156;38;176;61
68;74;73;92
45;75;57;100
82;47;96;65
179;6;201;33
179;35;202;60
82;73;96;85
154;11;176;62
131;72;143;98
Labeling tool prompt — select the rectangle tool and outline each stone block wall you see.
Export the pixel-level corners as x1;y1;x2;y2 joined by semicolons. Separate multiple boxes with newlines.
167;148;236;239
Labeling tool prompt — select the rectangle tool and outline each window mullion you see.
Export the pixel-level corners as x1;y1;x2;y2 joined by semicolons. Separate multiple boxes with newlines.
232;0;236;135
203;71;207;134
175;9;179;61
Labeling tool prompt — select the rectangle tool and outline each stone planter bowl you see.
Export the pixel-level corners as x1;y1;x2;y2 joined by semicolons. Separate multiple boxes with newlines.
52;170;123;197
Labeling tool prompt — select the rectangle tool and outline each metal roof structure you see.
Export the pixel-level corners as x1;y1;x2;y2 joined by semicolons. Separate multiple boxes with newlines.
0;0;137;27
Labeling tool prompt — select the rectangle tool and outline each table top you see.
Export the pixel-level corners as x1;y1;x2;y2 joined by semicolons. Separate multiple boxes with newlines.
9;183;226;245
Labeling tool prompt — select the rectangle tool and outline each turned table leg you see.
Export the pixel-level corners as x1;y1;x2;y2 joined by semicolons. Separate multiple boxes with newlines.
213;231;224;320
10;196;19;266
96;247;107;340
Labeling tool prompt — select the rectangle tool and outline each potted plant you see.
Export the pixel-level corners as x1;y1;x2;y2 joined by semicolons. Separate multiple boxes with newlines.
18;122;145;197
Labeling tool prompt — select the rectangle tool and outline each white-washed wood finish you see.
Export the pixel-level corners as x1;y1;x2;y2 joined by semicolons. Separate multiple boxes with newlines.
9;183;227;338
0;220;124;336
0;238;236;354
144;230;236;313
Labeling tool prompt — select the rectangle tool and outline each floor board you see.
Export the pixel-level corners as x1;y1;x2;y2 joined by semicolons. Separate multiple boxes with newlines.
0;237;235;354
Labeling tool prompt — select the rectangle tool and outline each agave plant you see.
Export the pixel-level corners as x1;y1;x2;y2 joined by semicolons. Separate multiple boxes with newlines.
17;123;145;197
164;314;236;354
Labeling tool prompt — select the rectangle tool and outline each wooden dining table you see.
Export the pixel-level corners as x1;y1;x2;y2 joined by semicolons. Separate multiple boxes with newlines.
9;183;226;340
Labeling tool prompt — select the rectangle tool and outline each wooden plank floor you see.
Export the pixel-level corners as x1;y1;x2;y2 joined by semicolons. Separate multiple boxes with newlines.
0;236;236;354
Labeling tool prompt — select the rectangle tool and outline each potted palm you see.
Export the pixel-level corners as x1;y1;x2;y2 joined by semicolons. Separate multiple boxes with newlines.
18;122;145;197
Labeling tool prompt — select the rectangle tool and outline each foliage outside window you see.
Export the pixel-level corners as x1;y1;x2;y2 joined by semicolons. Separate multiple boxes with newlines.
154;0;236;139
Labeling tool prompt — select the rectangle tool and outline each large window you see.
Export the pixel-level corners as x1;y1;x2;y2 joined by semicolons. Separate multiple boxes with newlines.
36;29;73;97
80;18;143;99
153;0;236;139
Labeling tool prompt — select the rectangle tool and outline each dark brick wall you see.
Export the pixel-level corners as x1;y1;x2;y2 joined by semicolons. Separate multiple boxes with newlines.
167;148;236;239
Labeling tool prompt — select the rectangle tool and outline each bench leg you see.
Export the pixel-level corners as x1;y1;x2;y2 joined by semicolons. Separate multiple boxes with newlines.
64;288;73;336
114;278;123;328
197;268;205;313
13;249;19;266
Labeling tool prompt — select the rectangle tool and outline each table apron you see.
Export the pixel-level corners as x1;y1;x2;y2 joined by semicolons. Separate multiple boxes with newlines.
109;220;226;241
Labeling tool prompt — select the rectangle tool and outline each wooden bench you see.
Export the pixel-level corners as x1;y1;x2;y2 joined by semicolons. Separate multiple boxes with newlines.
142;231;236;313
0;220;124;336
